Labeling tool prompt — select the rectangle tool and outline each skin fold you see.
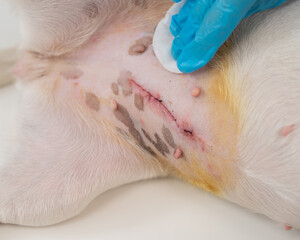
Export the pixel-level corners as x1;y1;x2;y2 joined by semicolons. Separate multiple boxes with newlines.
0;0;299;228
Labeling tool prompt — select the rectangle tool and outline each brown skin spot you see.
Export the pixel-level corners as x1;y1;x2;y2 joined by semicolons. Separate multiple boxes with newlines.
114;104;156;157
129;36;153;56
85;92;100;111
129;127;145;146
142;129;169;156
117;71;132;97
114;104;134;128
111;83;119;95
143;146;157;157
116;127;129;138
142;128;152;143
162;125;176;148
129;127;156;157
153;133;170;155
129;44;147;55
134;94;144;111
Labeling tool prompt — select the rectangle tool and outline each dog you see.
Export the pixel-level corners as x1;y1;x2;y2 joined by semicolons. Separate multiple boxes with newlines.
0;0;299;229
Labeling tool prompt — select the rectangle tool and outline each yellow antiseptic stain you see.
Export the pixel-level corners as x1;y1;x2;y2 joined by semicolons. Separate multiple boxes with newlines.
173;151;222;195
171;41;243;197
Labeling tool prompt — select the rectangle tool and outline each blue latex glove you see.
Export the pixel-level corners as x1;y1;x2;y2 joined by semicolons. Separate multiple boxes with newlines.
171;0;287;73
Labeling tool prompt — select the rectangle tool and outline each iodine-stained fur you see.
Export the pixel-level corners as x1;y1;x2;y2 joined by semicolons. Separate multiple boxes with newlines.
0;0;299;229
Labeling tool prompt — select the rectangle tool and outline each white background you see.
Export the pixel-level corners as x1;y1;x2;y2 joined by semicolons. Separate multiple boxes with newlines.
0;2;299;239
0;2;20;49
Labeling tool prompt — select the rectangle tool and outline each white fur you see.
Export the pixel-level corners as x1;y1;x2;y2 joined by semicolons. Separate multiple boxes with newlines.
224;1;300;227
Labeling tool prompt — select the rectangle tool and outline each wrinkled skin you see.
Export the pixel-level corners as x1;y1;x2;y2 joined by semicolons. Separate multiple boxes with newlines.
0;0;299;229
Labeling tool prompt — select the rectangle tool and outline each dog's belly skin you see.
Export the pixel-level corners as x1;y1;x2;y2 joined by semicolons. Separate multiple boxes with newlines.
50;21;240;195
0;0;299;228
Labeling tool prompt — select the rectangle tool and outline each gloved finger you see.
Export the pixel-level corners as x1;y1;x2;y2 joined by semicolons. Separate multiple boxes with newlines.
245;0;287;18
172;0;214;60
177;40;218;73
177;0;253;73
170;0;198;36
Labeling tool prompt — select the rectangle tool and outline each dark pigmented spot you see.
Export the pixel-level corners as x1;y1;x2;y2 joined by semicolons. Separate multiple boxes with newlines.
85;92;100;111
142;129;169;156
117;70;132;97
129;36;153;56
114;101;156;157
153;133;170;155
116;127;129;138
129;127;145;146
114;104;134;128
111;83;119;95
129;44;147;55
143;146;157;157
134;94;144;111
132;45;145;54
129;127;156;157
142;128;152;143
162;125;176;148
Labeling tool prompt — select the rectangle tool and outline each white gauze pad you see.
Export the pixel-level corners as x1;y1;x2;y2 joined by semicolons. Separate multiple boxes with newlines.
152;0;186;74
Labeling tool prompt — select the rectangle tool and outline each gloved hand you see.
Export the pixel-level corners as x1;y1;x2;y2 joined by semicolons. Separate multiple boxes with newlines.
171;0;287;73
